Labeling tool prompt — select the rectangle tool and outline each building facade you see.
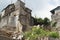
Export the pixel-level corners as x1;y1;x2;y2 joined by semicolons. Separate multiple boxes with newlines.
50;6;60;32
50;6;60;27
0;0;32;33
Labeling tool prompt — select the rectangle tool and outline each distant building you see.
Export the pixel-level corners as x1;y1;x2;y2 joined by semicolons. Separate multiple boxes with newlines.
50;6;60;31
0;0;33;33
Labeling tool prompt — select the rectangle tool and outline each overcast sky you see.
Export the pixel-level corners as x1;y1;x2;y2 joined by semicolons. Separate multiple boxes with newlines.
0;0;60;19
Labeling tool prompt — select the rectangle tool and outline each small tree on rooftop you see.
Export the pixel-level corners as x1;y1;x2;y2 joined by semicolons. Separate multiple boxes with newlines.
52;22;57;27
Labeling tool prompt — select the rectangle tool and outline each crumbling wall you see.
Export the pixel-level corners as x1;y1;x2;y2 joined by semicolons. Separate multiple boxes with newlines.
0;35;18;40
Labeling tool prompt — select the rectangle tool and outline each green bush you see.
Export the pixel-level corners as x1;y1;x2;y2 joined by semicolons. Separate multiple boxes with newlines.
24;26;59;40
49;32;59;38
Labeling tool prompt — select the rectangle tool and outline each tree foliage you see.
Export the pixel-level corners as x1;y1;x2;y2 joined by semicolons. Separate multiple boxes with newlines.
49;32;59;38
43;17;51;26
33;17;51;29
33;17;51;26
37;18;43;26
52;22;57;27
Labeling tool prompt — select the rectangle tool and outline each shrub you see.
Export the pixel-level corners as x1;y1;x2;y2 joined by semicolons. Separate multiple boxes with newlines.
49;32;59;38
24;26;59;40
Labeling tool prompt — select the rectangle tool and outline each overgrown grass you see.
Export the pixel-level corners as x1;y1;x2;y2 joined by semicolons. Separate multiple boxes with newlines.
24;26;59;40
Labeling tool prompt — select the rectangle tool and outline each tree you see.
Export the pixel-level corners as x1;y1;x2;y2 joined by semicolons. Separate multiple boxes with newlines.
32;17;38;25
52;22;57;27
32;17;51;26
43;17;51;29
37;18;43;26
32;17;43;26
43;17;51;26
32;17;51;30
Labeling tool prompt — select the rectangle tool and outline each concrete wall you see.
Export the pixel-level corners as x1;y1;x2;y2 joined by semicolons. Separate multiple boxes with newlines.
51;10;60;28
0;0;32;32
0;16;8;28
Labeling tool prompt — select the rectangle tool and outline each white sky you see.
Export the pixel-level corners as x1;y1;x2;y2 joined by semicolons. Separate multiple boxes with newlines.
0;0;60;20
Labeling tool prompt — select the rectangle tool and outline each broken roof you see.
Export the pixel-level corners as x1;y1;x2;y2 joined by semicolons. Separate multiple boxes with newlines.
25;7;32;13
50;6;60;14
2;4;14;12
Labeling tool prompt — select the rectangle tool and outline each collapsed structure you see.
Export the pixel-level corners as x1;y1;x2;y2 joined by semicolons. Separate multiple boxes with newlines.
0;0;33;39
50;6;60;36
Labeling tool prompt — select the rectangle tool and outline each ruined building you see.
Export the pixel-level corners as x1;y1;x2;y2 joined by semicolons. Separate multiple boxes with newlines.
50;6;60;35
50;6;60;29
0;0;32;39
